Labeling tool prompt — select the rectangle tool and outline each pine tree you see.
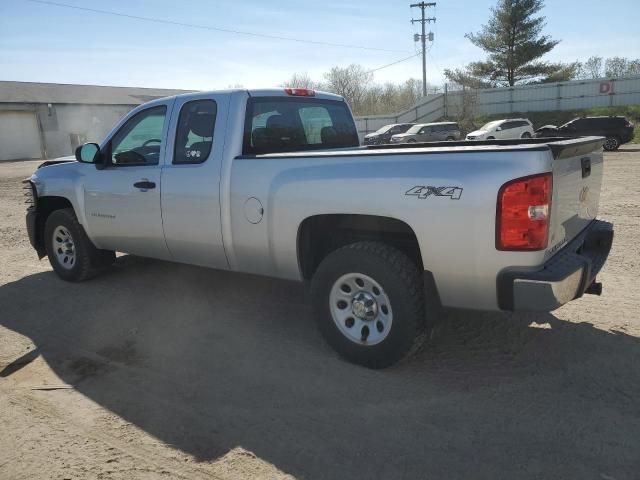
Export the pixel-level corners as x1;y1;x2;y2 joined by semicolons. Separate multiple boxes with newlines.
445;0;572;87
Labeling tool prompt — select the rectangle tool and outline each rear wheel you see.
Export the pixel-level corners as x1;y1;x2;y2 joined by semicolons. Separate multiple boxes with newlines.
603;136;620;151
445;136;455;141
521;132;532;139
311;241;426;368
44;208;115;282
487;136;495;140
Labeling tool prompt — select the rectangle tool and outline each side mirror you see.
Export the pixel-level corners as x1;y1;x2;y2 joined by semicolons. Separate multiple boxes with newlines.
75;143;100;164
496;126;503;131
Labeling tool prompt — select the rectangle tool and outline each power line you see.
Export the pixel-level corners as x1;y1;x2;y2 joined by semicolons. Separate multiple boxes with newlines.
365;52;422;74
24;0;411;54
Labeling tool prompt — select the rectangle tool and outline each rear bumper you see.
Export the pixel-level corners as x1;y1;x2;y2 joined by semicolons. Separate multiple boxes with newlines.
497;219;614;311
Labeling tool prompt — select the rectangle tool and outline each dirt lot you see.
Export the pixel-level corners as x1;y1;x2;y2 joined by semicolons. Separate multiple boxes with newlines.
1;148;639;480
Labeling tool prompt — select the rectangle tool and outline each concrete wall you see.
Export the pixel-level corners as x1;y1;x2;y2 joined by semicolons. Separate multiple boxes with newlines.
0;102;134;160
355;75;640;139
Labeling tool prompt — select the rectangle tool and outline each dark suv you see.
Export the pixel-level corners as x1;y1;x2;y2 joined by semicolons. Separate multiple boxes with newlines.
363;123;415;145
535;116;635;151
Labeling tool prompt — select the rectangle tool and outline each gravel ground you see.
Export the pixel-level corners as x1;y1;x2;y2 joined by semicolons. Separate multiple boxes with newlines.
0;147;639;480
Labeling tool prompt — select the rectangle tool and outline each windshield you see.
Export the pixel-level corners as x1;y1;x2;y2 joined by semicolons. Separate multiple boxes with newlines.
479;120;502;131
373;125;394;134
405;125;424;134
559;119;578;128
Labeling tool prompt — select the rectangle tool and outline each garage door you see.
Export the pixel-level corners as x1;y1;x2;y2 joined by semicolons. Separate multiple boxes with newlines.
0;111;43;161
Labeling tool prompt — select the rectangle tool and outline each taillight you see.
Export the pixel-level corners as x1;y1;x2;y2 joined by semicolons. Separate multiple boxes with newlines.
496;173;552;251
625;120;634;128
284;87;315;97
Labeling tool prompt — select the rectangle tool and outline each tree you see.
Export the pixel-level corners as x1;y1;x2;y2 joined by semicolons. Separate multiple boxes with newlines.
281;72;322;90
323;64;373;114
576;56;640;79
282;67;431;116
538;61;580;83
578;56;604;79
605;57;640;78
447;0;568;87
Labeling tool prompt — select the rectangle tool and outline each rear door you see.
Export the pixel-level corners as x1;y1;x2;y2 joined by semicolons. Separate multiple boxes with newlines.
548;139;604;251
161;93;230;269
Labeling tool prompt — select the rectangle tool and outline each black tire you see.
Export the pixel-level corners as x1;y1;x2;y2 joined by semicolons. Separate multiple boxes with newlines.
44;208;115;282
445;136;455;141
407;139;417;143
311;241;426;369
487;136;495;140
521;132;532;139
603;136;620;151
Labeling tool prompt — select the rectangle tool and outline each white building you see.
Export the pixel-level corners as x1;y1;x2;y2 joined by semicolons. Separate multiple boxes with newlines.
0;81;190;161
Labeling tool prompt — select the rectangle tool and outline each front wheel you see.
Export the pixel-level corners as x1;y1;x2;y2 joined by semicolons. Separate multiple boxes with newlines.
603;136;620;151
44;208;115;282
311;242;426;368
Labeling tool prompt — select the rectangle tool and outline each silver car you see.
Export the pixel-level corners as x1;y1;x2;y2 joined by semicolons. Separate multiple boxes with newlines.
390;122;461;144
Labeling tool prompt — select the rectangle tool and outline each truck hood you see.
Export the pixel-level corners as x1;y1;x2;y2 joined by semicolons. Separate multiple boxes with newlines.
31;156;83;196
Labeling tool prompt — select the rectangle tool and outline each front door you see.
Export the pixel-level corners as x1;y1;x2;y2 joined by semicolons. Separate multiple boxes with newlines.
83;101;172;260
418;126;432;141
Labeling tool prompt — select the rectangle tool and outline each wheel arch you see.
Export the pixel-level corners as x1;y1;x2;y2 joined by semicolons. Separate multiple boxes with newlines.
33;196;76;256
296;213;424;281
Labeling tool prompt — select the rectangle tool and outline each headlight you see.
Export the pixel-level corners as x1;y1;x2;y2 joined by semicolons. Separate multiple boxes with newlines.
22;179;37;208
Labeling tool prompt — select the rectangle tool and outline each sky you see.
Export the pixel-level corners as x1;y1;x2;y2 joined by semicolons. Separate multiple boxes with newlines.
0;0;638;91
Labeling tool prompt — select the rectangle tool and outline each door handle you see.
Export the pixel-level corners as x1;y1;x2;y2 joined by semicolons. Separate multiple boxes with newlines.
133;179;156;191
581;157;591;178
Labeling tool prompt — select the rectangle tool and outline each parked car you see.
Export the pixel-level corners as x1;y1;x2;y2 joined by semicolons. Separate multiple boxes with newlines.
25;88;613;369
466;118;534;140
363;123;415;145
390;122;461;144
535;116;635;151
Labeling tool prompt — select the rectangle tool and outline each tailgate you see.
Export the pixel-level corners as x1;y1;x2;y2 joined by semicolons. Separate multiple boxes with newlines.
547;137;604;255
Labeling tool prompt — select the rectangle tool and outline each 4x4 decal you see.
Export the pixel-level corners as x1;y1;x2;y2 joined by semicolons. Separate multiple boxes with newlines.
405;186;463;200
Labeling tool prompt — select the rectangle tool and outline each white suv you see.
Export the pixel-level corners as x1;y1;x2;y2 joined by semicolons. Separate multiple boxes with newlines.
466;119;534;140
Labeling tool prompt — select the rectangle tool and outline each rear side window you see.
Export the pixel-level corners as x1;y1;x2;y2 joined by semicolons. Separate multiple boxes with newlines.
174;100;217;164
243;97;359;155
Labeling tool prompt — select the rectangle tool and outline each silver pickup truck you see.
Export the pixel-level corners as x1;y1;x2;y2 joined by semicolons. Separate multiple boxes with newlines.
24;88;614;368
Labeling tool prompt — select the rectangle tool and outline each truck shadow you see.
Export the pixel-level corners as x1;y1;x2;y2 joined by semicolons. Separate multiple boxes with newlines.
1;255;639;479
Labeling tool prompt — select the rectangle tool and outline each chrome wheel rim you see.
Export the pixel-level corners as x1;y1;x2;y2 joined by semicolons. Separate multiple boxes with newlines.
329;273;393;346
52;226;75;270
604;137;618;150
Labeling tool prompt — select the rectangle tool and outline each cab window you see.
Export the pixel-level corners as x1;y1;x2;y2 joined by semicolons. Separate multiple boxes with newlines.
110;106;166;166
243;97;359;155
174;100;217;164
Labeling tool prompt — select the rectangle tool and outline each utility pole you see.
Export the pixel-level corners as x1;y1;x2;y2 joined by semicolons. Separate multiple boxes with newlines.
411;2;436;97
